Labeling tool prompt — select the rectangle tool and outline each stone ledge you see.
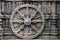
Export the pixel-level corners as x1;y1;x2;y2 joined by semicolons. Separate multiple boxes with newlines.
3;39;59;40
3;0;57;1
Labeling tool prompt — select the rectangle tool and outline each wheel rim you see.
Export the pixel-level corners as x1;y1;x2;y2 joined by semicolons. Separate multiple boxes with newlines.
10;4;45;39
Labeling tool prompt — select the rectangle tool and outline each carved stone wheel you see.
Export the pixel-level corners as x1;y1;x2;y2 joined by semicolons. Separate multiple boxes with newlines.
10;4;45;39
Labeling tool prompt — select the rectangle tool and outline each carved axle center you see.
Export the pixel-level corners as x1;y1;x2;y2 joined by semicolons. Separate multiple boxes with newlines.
24;18;31;25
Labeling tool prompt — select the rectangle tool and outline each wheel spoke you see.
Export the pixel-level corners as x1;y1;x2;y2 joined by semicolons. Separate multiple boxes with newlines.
32;20;43;23
30;11;37;19
13;20;23;23
17;11;25;19
24;27;29;38
16;24;24;33
31;25;38;32
35;15;41;19
26;6;29;18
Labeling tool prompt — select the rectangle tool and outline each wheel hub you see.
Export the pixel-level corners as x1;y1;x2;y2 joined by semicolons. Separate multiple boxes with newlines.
24;18;31;25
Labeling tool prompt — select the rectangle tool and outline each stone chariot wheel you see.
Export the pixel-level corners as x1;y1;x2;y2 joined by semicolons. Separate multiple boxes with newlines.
10;4;45;39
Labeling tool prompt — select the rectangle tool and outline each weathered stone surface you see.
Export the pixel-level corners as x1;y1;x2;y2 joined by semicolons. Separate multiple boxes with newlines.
3;0;57;1
57;2;60;13
4;2;11;15
0;1;60;40
42;2;51;14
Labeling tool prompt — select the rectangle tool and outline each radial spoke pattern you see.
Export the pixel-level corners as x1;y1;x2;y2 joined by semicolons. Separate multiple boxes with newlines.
17;11;25;19
32;20;43;23
29;8;37;19
10;4;44;39
13;20;24;23
16;24;24;33
31;25;38;32
26;6;29;18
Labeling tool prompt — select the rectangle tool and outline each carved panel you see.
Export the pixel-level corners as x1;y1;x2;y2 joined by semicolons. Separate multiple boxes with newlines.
42;2;51;15
57;2;60;13
4;2;11;14
1;1;59;40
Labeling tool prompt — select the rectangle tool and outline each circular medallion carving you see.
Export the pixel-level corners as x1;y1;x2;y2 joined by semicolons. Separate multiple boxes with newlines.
10;4;45;39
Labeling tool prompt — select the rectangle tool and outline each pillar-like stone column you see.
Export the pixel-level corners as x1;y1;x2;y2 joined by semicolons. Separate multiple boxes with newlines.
0;1;3;40
0;20;3;40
